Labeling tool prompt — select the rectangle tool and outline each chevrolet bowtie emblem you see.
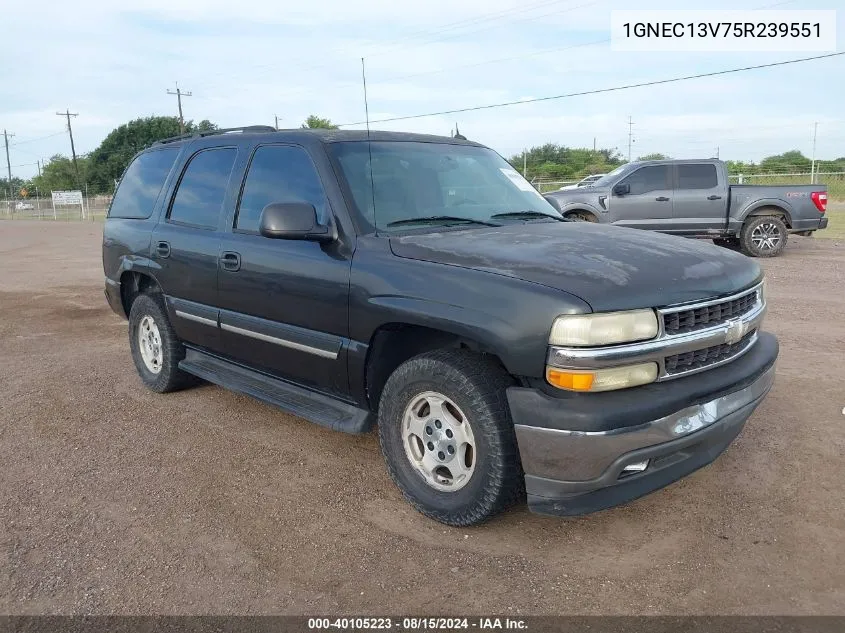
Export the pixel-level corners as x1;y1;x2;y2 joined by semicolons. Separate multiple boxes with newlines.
724;319;746;345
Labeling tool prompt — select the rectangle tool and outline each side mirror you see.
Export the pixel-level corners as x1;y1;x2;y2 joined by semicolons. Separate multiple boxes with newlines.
259;202;332;242
613;183;630;196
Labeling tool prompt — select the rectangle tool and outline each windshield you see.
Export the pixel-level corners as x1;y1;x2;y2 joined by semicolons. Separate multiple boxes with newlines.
329;141;561;232
591;164;635;188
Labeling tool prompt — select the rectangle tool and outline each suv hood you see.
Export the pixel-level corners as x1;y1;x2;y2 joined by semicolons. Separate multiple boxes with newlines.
389;222;761;312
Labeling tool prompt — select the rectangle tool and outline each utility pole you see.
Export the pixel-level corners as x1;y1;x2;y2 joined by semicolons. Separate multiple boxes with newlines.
3;129;13;199
627;116;634;162
523;150;527;178
811;121;818;184
593;137;596;152
167;83;192;134
716;146;720;159
36;159;41;177
56;110;80;186
275;115;281;130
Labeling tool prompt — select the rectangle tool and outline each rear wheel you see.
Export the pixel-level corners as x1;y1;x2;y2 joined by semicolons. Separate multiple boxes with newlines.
378;349;523;526
740;216;787;257
128;293;194;393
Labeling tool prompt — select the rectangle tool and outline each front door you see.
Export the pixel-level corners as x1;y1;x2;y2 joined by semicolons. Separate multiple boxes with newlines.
151;145;239;353
217;143;352;397
606;164;673;230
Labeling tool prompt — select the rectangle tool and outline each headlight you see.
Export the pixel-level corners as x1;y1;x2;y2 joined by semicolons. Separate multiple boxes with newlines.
549;309;658;347
546;363;658;392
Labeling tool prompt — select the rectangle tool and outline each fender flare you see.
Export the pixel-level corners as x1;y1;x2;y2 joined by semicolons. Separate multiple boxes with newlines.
738;199;794;227
543;195;603;220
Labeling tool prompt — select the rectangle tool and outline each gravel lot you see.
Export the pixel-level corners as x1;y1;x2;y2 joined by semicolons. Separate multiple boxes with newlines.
1;221;844;615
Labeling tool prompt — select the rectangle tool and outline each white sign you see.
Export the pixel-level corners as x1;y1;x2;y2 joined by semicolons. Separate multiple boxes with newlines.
52;190;83;206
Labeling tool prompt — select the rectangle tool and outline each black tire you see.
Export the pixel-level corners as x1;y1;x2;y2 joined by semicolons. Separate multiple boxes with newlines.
740;215;788;257
565;211;597;223
378;349;524;526
128;292;194;393
713;237;741;250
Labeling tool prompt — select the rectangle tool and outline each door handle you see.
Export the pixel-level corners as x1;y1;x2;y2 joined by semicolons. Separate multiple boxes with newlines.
655;196;670;202
220;251;241;272
707;195;722;200
155;241;171;258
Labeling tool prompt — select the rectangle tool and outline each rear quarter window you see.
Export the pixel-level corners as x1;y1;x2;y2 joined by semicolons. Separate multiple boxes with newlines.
108;148;180;219
677;164;719;190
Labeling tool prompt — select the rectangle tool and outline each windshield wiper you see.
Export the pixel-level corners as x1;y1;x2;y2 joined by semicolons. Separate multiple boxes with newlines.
490;211;565;222
386;215;500;228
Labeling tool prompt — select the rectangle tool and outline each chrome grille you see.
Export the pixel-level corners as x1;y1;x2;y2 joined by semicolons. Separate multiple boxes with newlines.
662;286;760;336
664;331;756;376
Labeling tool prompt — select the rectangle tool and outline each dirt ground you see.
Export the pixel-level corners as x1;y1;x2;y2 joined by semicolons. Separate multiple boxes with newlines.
1;221;843;616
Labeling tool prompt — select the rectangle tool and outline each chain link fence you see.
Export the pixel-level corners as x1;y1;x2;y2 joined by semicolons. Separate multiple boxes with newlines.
1;196;112;221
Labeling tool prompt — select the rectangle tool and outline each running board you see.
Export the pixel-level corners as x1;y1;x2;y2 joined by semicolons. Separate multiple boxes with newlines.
179;349;373;434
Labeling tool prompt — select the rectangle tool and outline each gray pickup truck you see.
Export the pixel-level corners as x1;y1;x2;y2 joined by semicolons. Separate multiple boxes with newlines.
543;159;829;257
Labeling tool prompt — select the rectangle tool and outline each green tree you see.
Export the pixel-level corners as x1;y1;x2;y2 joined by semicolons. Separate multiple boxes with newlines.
1;176;26;200
758;150;811;173
301;115;338;129
30;155;90;194
85;116;218;193
509;144;623;181
636;152;671;161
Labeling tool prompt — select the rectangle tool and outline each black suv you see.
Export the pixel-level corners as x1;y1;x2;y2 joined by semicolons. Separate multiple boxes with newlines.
103;126;778;526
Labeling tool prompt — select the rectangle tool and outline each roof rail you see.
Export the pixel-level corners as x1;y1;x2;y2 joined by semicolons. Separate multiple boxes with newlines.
153;125;278;145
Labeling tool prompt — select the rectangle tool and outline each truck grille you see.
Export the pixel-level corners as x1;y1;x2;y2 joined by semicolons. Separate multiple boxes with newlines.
664;331;756;376
662;288;759;335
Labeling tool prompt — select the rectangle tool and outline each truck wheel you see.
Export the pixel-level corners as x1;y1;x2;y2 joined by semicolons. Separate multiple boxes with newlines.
713;237;740;250
128;293;194;393
740;216;787;257
378;349;523;526
566;211;596;222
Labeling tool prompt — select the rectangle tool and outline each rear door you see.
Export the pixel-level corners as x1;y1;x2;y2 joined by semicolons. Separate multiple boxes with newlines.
216;143;352;397
669;162;726;233
151;144;240;353
606;164;673;229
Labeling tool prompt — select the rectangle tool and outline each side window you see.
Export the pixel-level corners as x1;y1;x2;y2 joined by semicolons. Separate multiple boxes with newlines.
677;164;718;190
109;148;179;219
235;145;328;233
168;147;238;229
619;166;670;195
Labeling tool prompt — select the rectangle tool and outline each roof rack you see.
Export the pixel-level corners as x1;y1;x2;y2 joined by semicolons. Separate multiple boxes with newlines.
153;125;278;145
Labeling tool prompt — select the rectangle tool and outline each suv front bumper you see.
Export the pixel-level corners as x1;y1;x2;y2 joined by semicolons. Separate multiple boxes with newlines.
507;332;778;516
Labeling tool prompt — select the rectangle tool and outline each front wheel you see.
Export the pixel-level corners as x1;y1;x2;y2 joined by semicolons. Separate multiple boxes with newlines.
378;350;523;526
741;216;787;257
128;293;194;393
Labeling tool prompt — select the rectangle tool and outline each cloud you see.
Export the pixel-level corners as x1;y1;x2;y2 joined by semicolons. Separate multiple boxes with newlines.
3;0;844;179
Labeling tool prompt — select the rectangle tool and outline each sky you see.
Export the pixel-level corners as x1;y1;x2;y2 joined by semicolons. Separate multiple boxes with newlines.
2;0;843;180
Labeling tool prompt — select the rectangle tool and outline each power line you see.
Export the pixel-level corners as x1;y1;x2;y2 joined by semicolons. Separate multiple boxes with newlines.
360;0;600;62
167;82;192;134
10;131;66;146
338;52;845;127
191;0;580;95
